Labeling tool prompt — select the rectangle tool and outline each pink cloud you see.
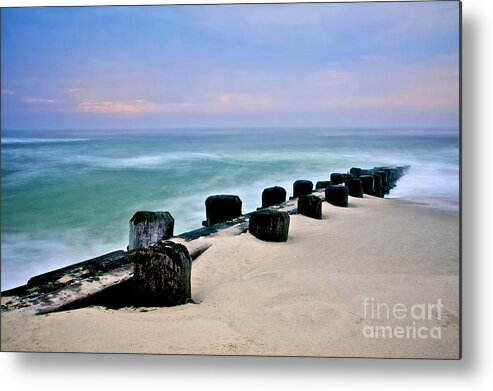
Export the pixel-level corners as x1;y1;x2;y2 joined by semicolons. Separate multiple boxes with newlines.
320;79;458;113
77;99;171;115
77;99;200;116
307;55;459;115
201;93;277;113
65;52;457;120
75;93;276;116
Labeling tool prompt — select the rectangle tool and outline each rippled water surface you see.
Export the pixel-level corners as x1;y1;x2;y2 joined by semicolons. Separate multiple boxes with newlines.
1;127;459;289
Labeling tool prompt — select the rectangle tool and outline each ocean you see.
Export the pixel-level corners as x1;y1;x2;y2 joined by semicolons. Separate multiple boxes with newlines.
1;127;459;290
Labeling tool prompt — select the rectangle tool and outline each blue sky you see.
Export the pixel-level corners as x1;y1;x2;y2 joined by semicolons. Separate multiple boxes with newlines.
1;2;460;130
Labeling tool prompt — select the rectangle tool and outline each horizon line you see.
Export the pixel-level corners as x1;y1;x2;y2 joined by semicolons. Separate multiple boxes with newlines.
1;124;460;132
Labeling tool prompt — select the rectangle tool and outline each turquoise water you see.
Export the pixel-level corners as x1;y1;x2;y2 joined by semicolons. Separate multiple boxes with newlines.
1;127;459;289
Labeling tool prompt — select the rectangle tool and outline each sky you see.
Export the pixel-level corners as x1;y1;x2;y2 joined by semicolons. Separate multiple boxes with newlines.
1;1;460;130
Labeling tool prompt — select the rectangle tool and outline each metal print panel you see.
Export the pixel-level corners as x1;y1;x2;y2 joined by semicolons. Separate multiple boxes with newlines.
0;1;461;358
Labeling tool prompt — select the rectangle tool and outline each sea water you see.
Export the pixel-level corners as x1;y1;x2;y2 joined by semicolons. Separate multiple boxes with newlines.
1;127;459;289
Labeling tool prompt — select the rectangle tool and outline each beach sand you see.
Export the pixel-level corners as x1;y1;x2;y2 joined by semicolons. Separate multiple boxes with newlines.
1;196;460;358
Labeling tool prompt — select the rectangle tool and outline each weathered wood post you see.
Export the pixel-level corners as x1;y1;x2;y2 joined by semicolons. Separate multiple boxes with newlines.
345;178;364;198
315;180;332;190
325;185;349;207
129;211;175;251
350;167;362;178
396;166;405;179
262;186;287;208
375;170;389;192
134;241;191;306
359;175;375;195
330;173;345;185
205;195;242;226
372;173;384;197
249;210;290;242
297;194;323;219
384;168;398;190
385;169;394;182
293;180;313;198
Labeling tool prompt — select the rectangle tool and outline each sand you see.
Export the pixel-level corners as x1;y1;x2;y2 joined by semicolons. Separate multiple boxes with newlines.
0;196;460;358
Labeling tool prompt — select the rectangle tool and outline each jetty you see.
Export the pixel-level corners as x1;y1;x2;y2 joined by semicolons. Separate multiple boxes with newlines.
1;165;409;315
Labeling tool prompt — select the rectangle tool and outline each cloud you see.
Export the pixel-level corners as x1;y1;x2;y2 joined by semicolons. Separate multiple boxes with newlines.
23;97;60;104
200;93;277;113
16;51;458;123
1;89;14;95
75;93;276;116
67;88;85;94
67;50;457;121
300;54;459;116
76;99;178;115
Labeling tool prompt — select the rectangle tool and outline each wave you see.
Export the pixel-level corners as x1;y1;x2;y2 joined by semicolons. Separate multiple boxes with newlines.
1;129;459;289
387;163;459;213
86;153;217;169
0;230;124;290
78;151;369;171
1;137;90;144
